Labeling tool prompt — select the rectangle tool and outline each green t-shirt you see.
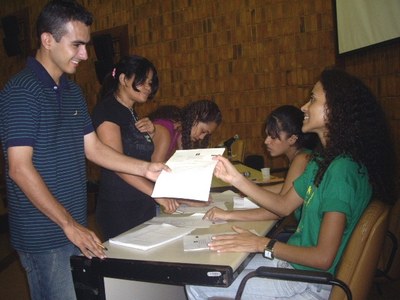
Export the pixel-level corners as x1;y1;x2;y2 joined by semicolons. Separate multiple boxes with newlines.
290;156;372;274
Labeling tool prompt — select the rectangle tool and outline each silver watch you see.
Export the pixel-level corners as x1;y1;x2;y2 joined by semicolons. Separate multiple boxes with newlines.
263;239;277;260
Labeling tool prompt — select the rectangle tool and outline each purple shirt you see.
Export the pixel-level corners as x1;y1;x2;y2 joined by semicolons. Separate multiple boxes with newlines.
153;119;180;159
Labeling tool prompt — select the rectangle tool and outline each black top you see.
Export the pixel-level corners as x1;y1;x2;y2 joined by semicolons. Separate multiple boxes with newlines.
92;95;156;239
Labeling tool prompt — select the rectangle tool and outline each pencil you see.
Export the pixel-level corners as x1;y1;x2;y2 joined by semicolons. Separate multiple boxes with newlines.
97;242;108;251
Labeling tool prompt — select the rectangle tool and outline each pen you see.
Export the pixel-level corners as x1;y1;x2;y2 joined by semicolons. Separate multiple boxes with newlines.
97;242;108;251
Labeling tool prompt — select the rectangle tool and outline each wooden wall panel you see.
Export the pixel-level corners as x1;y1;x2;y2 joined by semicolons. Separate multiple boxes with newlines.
0;0;398;183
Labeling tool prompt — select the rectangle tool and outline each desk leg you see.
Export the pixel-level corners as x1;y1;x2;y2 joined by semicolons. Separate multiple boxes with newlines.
71;256;106;300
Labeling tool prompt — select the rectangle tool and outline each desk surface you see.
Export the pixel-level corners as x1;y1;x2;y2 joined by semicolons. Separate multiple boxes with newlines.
71;192;279;299
103;218;274;271
211;162;283;192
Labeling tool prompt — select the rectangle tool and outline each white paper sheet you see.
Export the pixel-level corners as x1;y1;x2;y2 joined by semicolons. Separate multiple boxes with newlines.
109;224;193;251
177;201;227;214
183;230;258;251
151;148;225;201
145;213;226;228
233;196;260;209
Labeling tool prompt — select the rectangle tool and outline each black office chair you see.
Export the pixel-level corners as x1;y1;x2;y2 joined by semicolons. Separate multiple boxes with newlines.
374;198;400;295
243;154;264;170
231;200;389;300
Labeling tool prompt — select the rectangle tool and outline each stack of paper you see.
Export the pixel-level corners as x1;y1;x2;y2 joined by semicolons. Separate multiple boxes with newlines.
183;234;214;251
109;224;193;251
146;213;226;228
183;230;258;251
233;196;260;209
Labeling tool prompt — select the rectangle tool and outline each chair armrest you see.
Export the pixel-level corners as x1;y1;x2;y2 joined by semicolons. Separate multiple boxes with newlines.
281;225;297;233
256;266;333;284
376;230;398;278
235;267;352;300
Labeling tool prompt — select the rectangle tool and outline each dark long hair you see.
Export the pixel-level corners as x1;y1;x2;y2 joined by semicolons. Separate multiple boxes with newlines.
265;105;319;151
313;68;396;204
149;100;222;149
99;55;159;100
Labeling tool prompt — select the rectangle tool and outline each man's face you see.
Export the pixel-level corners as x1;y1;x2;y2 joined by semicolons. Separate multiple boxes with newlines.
48;21;90;77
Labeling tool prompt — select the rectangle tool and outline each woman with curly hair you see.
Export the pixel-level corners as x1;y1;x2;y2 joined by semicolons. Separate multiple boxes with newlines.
149;99;222;162
186;68;396;299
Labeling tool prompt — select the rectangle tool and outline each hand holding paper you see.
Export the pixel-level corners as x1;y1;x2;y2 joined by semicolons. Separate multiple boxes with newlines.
151;148;225;201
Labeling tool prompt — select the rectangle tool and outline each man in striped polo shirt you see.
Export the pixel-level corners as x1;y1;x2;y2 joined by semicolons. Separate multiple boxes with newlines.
0;1;168;299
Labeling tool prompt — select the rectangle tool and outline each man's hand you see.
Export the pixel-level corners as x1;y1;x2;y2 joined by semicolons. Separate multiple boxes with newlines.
144;162;171;182
63;220;106;259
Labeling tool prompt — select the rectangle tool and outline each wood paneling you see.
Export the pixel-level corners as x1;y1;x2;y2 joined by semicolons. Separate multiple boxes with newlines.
0;0;398;182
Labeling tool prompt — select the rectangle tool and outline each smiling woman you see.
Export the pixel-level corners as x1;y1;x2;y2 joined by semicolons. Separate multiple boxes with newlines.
186;68;397;299
91;55;180;240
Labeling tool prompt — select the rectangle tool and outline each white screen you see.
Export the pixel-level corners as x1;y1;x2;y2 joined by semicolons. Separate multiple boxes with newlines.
336;0;400;54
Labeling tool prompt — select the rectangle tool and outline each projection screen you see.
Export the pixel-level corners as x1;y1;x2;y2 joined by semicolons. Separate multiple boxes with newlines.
335;0;400;54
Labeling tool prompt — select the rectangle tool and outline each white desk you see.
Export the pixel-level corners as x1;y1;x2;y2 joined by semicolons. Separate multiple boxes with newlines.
72;183;281;299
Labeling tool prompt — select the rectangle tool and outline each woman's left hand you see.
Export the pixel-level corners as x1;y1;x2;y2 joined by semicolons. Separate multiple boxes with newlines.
208;225;266;253
135;117;155;135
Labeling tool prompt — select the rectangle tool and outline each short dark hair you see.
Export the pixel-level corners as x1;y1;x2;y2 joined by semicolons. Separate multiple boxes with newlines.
36;0;93;42
265;105;318;150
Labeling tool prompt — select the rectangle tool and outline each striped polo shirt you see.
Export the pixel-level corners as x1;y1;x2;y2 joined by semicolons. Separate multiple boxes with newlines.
0;57;94;252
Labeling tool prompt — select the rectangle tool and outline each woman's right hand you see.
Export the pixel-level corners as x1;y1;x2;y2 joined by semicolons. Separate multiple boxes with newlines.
155;198;180;214
203;207;229;221
213;155;242;184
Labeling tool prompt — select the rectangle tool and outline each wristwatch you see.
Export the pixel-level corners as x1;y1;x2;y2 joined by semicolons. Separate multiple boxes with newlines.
263;239;277;260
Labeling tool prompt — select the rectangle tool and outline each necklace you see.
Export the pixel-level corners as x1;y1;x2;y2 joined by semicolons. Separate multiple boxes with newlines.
114;94;152;143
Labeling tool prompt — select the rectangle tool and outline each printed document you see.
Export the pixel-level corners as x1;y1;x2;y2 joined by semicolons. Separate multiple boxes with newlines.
151;148;225;201
233;196;260;209
146;213;226;228
183;230;258;251
109;224;193;251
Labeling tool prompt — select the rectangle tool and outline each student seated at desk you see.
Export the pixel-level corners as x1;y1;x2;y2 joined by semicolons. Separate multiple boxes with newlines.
186;68;396;299
148;100;222;163
149;100;222;208
204;105;318;222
